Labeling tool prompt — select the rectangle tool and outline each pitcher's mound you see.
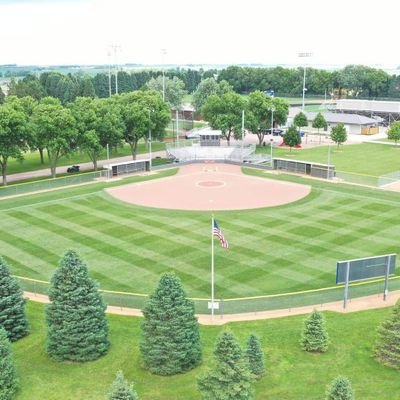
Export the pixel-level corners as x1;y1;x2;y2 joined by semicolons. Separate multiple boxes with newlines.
107;163;311;210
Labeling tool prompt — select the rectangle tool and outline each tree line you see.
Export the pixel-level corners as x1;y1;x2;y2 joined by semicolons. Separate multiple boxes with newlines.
3;64;400;107
0;92;170;185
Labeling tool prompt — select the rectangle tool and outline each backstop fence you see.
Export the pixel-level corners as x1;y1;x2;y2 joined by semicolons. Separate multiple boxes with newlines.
16;274;400;316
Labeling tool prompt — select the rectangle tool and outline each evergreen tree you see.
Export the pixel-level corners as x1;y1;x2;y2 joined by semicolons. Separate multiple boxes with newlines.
108;371;138;400
198;330;255;400
140;273;202;375
245;334;265;379
0;327;18;400
300;310;329;353
46;250;109;362
375;300;400;368
0;257;29;342
325;376;354;400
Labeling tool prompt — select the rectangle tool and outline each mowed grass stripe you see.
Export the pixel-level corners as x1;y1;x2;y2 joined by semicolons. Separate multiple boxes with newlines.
14;204;216;295
7;210;164;277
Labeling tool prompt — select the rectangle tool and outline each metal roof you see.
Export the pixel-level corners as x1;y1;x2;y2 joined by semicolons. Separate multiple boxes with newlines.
306;112;378;126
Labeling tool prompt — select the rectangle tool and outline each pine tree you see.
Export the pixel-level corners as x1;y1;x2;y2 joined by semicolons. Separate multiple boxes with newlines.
375;300;400;368
140;273;201;375
0;257;29;342
245;334;265;379
198;330;255;400
46;250;109;362
325;376;354;400
108;371;138;400
0;327;18;400
300;310;329;353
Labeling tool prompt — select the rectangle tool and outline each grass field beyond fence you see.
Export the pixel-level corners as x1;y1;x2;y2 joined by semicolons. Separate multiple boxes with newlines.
12;302;400;400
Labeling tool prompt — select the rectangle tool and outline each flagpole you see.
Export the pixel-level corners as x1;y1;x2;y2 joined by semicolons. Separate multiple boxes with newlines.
211;215;215;321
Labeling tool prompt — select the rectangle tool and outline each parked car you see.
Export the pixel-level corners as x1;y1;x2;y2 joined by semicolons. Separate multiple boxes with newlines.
67;165;80;173
185;130;201;139
264;128;284;136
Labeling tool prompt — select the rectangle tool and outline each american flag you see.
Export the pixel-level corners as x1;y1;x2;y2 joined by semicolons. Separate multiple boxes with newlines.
213;220;229;249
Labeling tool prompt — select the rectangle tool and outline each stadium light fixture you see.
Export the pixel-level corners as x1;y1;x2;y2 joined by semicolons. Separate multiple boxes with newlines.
298;52;312;111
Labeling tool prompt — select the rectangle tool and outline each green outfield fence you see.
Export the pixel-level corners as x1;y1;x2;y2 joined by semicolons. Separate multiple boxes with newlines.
16;275;400;315
0;170;108;198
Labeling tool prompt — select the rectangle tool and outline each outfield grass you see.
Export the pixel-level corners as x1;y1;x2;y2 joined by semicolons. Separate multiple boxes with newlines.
1;166;400;299
258;142;400;176
12;301;400;399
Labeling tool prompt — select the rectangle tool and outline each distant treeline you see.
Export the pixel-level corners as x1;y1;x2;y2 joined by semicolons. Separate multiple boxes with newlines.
3;64;400;104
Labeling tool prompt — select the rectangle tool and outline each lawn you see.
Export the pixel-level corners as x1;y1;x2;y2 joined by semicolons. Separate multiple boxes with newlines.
258;142;400;176
12;301;400;399
1;166;400;300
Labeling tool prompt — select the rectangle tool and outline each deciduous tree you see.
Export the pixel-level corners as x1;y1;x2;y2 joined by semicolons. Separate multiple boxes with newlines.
202;92;246;145
312;112;328;144
46;250;109;362
32;97;78;177
0;99;29;185
330;123;347;148
283;125;301;152
387;121;400;145
146;76;187;109
113;91;170;160
140;273;202;375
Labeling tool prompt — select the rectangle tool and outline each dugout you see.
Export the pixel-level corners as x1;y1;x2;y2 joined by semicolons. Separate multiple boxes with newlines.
273;158;335;179
199;131;221;147
106;159;150;177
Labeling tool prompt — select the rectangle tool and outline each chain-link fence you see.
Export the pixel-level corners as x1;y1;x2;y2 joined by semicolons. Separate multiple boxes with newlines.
0;170;108;198
16;275;400;315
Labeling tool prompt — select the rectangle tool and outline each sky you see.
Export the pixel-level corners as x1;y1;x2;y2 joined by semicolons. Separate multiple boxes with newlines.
0;0;399;69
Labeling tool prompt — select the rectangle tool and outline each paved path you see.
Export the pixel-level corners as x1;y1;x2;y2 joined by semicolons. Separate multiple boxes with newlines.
24;290;400;326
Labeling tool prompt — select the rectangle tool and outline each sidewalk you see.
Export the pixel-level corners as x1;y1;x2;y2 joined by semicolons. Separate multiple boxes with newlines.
2;150;167;185
24;290;400;326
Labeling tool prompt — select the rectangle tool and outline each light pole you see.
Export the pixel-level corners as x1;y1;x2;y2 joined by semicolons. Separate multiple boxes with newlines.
271;106;275;134
111;44;120;95
175;109;179;146
241;109;245;161
161;48;167;102
298;52;312;111
148;109;153;170
327;142;331;179
106;143;110;179
107;50;112;97
270;137;274;166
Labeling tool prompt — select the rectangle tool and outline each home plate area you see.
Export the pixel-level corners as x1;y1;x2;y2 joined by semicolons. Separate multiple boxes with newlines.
106;163;311;211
